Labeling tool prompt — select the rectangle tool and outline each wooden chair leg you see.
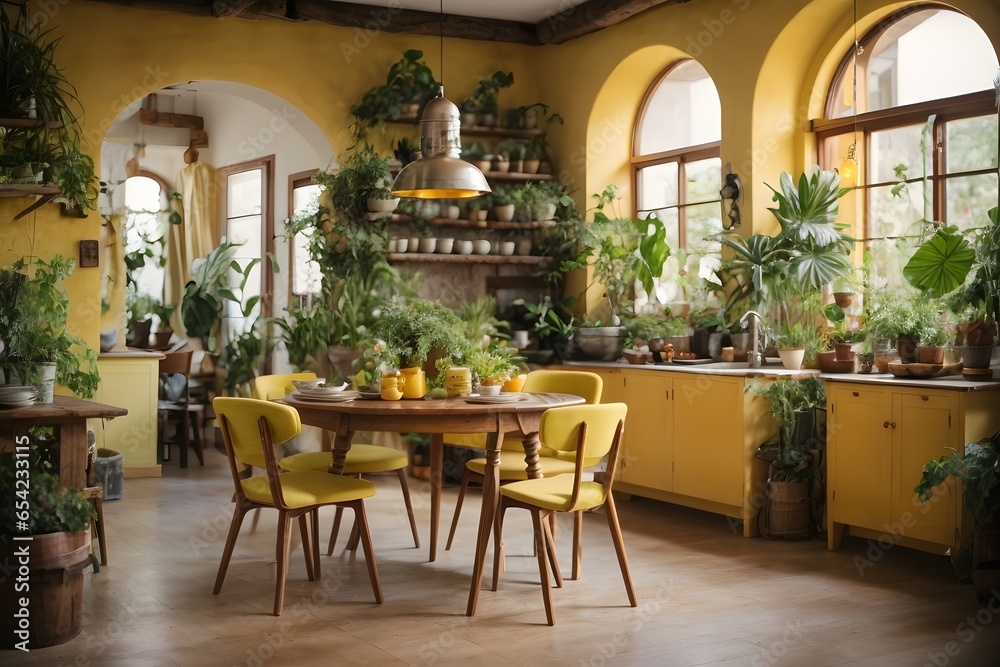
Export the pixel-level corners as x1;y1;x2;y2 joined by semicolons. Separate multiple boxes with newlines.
94;495;108;566
541;512;562;589
298;513;315;582
604;494;637;607
274;511;292;616
531;509;554;626
311;510;321;580
492;502;508;591
178;411;189;469
446;467;472;551
397;469;420;548
350;501;383;604
214;502;250;595
250;508;261;533
571;510;583;581
190;409;205;466
327;506;344;556
346;519;360;552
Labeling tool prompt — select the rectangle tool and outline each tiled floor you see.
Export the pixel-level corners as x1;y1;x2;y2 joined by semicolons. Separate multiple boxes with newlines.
8;446;1000;666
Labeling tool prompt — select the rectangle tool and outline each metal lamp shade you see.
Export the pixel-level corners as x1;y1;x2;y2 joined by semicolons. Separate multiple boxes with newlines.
391;87;491;199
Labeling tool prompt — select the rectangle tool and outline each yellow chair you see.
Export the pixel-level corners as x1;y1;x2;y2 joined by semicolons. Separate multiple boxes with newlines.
212;397;382;616
253;373;420;554
445;370;603;579
494;402;635;625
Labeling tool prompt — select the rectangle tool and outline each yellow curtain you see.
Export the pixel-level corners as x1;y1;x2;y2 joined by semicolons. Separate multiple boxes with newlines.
101;212;127;348
166;162;218;334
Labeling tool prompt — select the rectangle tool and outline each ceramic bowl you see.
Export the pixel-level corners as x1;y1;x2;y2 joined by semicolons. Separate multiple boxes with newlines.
472;240;491;255
436;238;454;254
291;378;326;391
418;237;437;253
454;240;473;255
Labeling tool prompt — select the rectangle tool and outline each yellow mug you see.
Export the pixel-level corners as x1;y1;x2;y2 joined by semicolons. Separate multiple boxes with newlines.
380;370;405;400
400;367;426;399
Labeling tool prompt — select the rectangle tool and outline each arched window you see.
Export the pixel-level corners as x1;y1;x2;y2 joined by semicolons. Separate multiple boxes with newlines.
633;59;723;299
124;173;169;309
816;6;998;240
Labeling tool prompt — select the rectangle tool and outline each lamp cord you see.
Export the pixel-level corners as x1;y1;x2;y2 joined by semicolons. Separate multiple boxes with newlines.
851;0;860;164
440;0;444;86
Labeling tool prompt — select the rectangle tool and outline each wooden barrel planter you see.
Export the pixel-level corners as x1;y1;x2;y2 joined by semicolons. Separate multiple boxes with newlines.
764;480;813;538
1;531;91;649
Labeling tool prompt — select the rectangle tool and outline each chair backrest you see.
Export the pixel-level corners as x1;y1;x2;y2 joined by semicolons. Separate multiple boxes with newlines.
515;370;604;456
159;350;193;377
253;372;318;401
540;402;627;472
522;370;603;404
213;397;301;472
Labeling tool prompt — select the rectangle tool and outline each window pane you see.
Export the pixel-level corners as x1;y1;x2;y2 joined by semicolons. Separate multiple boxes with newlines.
124;176;166;303
637;162;678;210
945;174;999;232
227;215;262;258
635;60;721;155
291;183;322;296
870;124;925;184
228;169;262;218
829;9;998;118
868;183;926;238
685;158;721;204
946;115;999;174
684;202;722;263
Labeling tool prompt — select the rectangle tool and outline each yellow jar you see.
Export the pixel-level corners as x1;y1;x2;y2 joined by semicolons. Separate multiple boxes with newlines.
444;367;472;397
399;366;426;399
380;370;405;400
502;373;528;393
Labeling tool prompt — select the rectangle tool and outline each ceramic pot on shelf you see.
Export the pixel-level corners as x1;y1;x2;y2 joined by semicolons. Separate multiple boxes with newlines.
777;348;806;370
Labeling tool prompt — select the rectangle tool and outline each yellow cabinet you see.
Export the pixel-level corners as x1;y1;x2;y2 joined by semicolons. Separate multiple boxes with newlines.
828;380;1000;554
91;352;162;477
673;375;743;507
618;370;672;492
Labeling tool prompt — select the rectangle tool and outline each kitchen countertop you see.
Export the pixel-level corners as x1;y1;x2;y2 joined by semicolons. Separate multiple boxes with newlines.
564;359;1000;391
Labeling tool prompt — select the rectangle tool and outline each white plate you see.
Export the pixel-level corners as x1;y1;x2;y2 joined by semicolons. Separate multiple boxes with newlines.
0;398;36;409
294;383;351;396
0;385;37;397
464;393;528;404
292;391;358;403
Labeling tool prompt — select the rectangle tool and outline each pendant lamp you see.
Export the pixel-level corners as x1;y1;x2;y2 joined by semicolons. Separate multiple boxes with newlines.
391;1;491;199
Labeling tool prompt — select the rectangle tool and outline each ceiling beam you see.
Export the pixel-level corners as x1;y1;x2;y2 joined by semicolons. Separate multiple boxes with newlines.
212;0;258;18
536;0;693;45
291;0;540;45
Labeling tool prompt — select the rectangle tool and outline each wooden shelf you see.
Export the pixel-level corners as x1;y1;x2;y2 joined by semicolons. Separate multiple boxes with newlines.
387;253;551;265
0;117;64;129
389;214;556;231
391;114;542;139
0;184;61;220
484;170;553;182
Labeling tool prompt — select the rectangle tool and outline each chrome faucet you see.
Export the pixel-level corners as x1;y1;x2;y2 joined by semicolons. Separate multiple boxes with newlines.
740;310;765;368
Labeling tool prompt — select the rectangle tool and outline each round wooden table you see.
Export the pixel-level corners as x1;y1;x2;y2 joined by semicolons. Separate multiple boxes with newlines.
282;391;585;616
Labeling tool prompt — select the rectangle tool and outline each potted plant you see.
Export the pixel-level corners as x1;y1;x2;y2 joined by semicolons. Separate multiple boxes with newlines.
866;284;942;364
461;141;491;173
916;430;1000;601
463;345;520;395
349;49;438;141
1;446;96;648
461;70;514;127
151;301;176;348
750;376;826;538
0;255;100;400
372;298;465;398
774;322;818;370
490;184;516;222
496;138;528;173
316;145;398;221
124;285;154;348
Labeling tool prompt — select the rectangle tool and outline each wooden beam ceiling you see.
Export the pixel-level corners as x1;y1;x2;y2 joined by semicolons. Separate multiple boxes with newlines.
84;0;696;45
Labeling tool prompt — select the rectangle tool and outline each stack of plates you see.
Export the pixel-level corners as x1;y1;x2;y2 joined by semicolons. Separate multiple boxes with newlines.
293;387;359;403
464;393;528;404
0;385;39;409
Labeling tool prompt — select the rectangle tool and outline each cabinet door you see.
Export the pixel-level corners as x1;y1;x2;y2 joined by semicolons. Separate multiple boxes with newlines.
618;371;672;491
828;386;892;531
95;358;160;469
672;376;742;506
892;391;956;545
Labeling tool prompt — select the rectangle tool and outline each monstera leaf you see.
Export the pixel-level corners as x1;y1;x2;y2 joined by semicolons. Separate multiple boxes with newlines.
904;226;975;297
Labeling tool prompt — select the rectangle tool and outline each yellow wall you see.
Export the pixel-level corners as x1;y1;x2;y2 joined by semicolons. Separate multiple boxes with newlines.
3;0;999;371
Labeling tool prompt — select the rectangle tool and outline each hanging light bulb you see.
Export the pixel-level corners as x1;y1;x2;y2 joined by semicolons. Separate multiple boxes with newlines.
390;1;490;199
839;143;858;187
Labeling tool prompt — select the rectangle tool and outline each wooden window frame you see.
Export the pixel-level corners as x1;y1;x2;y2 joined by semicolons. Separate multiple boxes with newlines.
288;168;319;305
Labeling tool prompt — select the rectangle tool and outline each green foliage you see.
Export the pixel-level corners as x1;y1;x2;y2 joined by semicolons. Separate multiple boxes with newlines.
219;323;273;397
322;146;394;222
350;49;438;142
512;295;577;345
903;226;976;298
583;184;670;319
624;314;690;341
866;282;943;340
0;446;95;537
916;431;1000;522
373;298;466;368
0;255;100;397
462;345;521;384
462;71;514;116
775;321;821;350
456;296;506;344
749;377;826;482
270;304;335;371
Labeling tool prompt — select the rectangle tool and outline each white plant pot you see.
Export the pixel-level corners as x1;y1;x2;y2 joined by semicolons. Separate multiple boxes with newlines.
478;384;502;396
454;240;473;255
493;204;515;222
472;240;491;255
408;237;421;252
777;348;806;370
387;239;398;253
366;197;399;214
34;362;56;403
445;205;461;220
418;237;437;253
395;238;408;253
498;241;516;256
436;238;454;254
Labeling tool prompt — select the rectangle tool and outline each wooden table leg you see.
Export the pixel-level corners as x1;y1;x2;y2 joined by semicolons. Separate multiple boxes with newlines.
327;416;352;475
58;422;88;490
468;429;503;617
429;433;444;563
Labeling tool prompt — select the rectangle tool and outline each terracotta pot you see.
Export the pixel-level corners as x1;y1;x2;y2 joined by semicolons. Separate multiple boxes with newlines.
915;345;945;365
834;342;856;362
833;292;854;308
